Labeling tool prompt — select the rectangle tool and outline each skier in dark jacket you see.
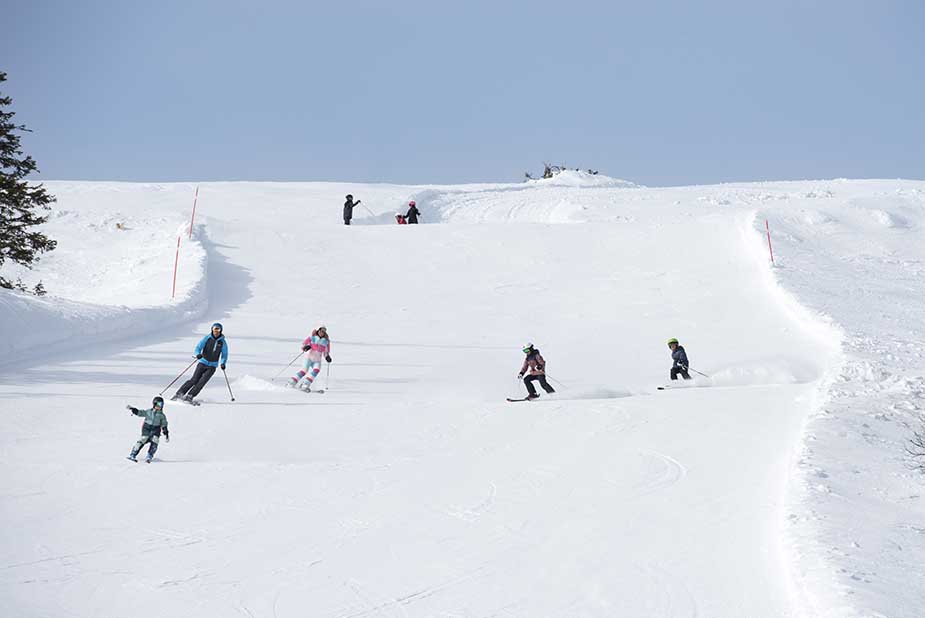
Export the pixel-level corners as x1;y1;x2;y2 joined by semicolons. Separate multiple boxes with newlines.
172;322;229;403
344;194;361;225
518;343;555;399
405;200;420;224
667;338;691;380
127;396;169;462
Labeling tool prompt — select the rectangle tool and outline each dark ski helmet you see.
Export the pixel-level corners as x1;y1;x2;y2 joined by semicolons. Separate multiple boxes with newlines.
346;194;353;200
212;322;223;332
152;396;165;408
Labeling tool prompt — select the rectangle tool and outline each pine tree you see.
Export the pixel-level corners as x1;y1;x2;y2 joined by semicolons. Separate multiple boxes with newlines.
0;71;56;294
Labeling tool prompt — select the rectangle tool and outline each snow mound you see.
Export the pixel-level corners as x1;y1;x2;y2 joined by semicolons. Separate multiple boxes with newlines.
868;208;909;228
528;170;640;189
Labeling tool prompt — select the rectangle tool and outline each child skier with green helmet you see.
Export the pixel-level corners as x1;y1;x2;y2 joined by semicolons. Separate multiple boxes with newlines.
667;338;691;380
126;396;170;463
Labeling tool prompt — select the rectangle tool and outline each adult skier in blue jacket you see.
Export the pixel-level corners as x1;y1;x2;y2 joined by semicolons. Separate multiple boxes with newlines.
172;322;229;403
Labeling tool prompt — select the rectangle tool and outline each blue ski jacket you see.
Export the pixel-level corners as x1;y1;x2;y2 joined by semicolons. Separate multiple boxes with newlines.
195;334;228;367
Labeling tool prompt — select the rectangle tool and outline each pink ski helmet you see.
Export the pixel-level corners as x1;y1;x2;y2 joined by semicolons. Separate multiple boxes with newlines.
409;200;416;206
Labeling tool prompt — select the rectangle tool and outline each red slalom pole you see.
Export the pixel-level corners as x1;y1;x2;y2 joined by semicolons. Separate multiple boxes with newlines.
171;235;181;299
765;219;775;265
188;185;199;239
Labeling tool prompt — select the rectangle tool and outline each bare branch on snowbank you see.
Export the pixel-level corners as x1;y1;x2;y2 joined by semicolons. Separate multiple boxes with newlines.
907;424;925;473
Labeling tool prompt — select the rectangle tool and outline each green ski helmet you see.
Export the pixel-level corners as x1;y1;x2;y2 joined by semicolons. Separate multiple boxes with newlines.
667;338;679;346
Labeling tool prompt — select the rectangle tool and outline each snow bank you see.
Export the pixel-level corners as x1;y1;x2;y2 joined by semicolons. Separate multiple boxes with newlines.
0;197;208;366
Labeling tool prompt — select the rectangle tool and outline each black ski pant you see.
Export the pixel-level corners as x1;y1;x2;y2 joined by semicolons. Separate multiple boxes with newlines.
671;366;691;381
524;374;555;396
344;218;351;225
176;363;216;398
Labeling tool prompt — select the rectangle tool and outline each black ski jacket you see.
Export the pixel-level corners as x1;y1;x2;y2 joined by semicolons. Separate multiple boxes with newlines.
406;204;420;223
344;198;357;221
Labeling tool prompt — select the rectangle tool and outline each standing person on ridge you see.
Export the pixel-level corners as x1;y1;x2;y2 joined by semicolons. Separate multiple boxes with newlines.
172;322;229;403
667;337;691;380
289;325;333;391
405;200;420;224
518;343;555;400
344;194;361;225
126;396;169;462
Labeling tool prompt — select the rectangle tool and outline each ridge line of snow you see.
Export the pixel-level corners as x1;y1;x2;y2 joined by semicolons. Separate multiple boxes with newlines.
741;210;849;618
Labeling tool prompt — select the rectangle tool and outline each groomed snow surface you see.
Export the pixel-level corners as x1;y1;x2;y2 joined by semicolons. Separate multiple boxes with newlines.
1;176;923;617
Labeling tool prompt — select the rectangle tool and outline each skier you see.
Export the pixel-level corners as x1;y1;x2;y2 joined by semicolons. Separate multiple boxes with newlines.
288;325;333;391
667;338;691;380
172;322;229;403
126;396;169;462
344;194;361;225
518;343;555;400
405;200;420;224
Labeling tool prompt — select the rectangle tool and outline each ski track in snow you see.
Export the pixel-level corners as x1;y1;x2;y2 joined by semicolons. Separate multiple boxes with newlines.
1;175;923;617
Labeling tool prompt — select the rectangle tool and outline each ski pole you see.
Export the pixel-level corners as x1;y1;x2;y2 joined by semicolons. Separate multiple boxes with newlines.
159;358;198;395
360;202;376;217
545;373;569;389
222;367;235;402
272;351;304;380
688;367;711;379
324;362;332;391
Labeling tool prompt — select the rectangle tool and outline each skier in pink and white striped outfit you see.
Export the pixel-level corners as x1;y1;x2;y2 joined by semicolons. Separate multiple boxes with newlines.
288;326;332;391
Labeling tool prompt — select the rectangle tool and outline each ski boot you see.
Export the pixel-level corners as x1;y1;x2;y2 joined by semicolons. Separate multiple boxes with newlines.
127;455;138;462
526;393;540;400
146;456;154;463
170;393;181;401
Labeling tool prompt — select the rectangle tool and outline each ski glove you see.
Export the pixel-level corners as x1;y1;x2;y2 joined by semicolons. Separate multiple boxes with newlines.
325;355;332;363
302;345;310;352
164;429;170;441
220;364;226;370
126;405;138;413
517;374;524;380
196;354;203;359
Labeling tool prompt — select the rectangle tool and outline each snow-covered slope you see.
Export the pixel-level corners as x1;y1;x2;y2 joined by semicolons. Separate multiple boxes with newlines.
1;177;922;617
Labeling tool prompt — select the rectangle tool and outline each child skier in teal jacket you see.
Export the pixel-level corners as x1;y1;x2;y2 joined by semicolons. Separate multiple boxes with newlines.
127;396;170;462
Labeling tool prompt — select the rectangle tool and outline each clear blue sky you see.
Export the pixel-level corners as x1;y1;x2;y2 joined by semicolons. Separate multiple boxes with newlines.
4;0;923;186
